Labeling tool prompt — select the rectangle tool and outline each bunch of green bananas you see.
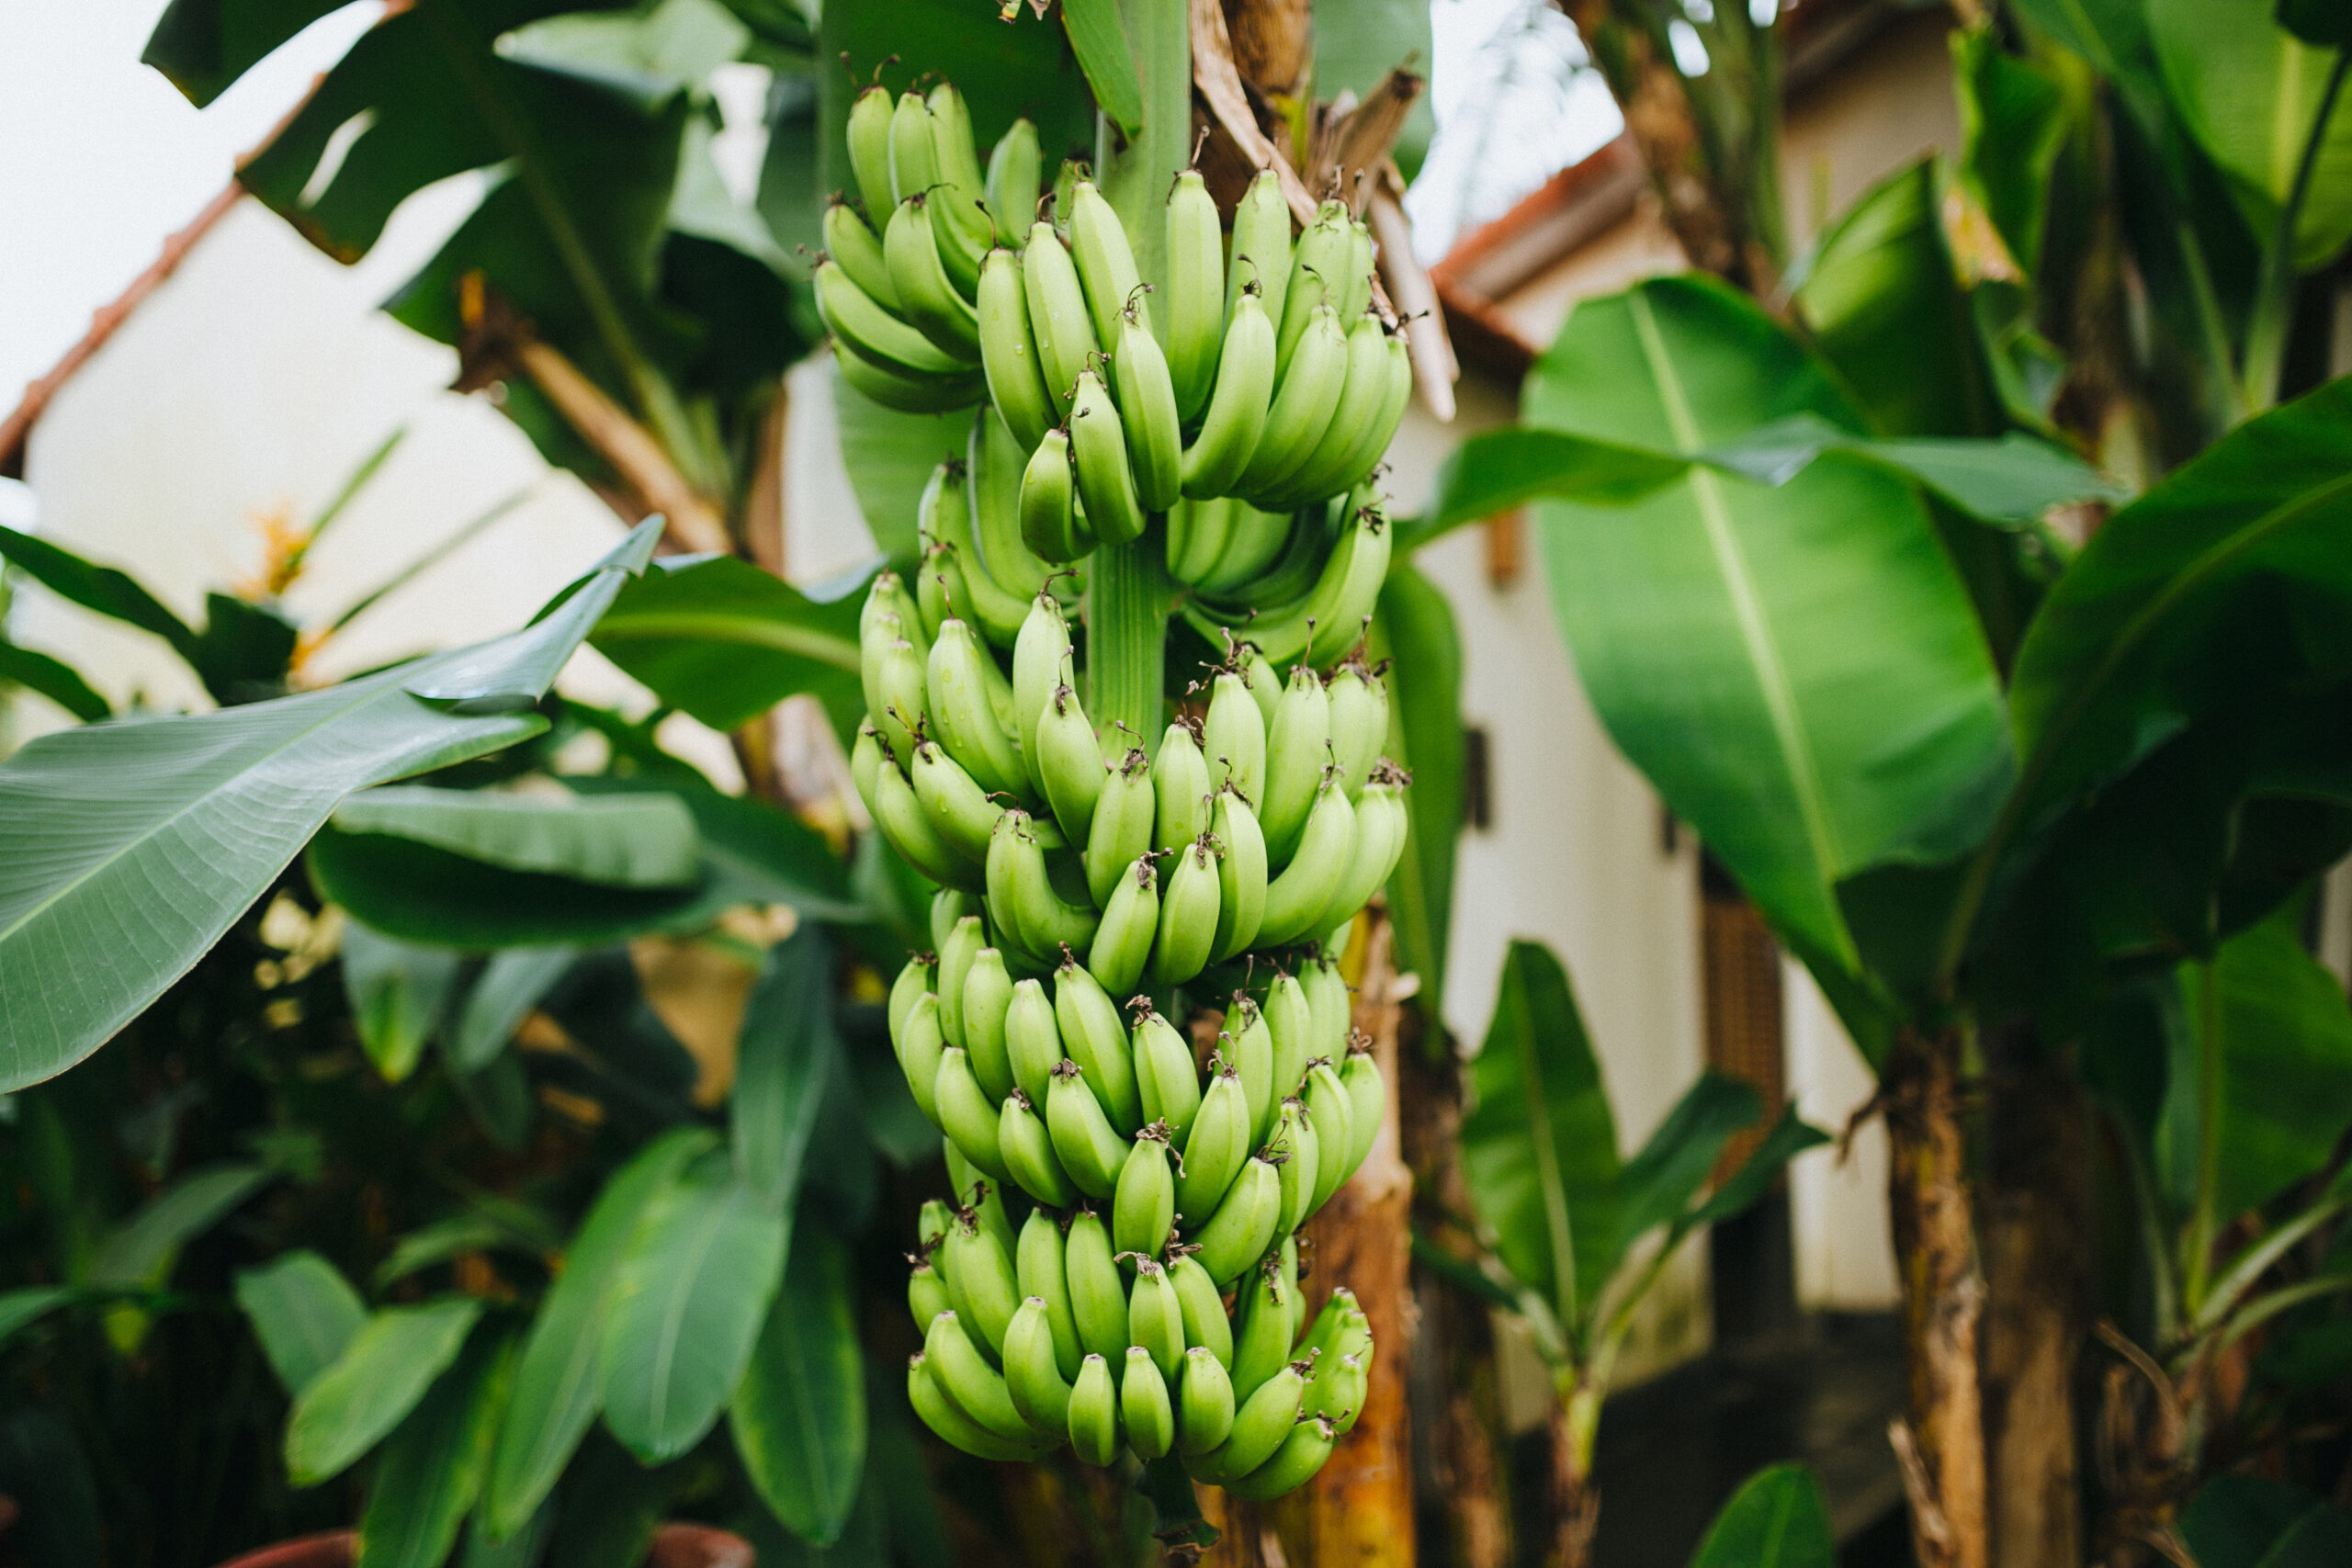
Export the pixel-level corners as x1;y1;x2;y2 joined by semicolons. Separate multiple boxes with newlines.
908;1175;1375;1493
975;167;1413;563
816;83;1041;414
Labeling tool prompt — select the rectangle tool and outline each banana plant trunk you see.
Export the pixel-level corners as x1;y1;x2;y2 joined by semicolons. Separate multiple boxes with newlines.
1885;1023;1990;1568
1544;1376;1602;1568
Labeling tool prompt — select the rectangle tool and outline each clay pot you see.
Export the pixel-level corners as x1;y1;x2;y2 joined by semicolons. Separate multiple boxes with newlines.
210;1523;754;1568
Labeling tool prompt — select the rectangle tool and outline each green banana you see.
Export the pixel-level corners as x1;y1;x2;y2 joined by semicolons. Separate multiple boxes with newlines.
1210;788;1269;962
992;813;1099;956
1046;1059;1129;1200
1054;957;1140;1131
1324;659;1387;798
894;991;946;1126
887;91;940;207
924;83;996;253
889;952;933;1045
1305;958;1354;1064
1087;856;1159;998
919;1198;955;1255
924;1311;1035;1439
1238;306;1348;498
1133;1007;1203;1148
1004;977;1061;1105
1017;427;1085;564
1069;368;1147;547
971;410;1058;604
910;1354;1053;1461
853;723;889;826
1048;157;1084;234
1125;1255;1187;1380
1121;1346;1176;1461
1278;202;1351;362
1193;499;1295;593
1112;307;1182;513
1341;1046;1384;1180
1177;1346;1238;1456
1035;682;1105;845
1168;1252;1235;1367
873;634;929;765
815;256;967;376
834;335;986;412
864;570;928;663
1084;748;1157;907
922;457;1030;647
1021;220;1096;421
1063;1209;1130;1364
1227;998;1276;1143
1321;766;1407;934
1174;1061;1252;1225
1317;330;1413;502
931;889;974;953
846;85;899;225
926;618;1025;799
1191;1155;1283;1287
1295;1286;1358;1367
909;1259;953;1335
1151;832;1222;987
1267;1097;1319;1239
1204;670;1268;807
1260;313;1390;507
1339;217;1375;326
1068;181;1148;344
1150;720;1211;856
1227;169;1293;330
1066;1353;1122;1466
1260;664;1331;864
1315;1347;1370;1435
1263;972;1316;1133
978;248;1057;452
962;947;1016;1100
915;540;972;638
936;914;985;1047
1257;781;1358;947
1204;1359;1308;1482
1280;1235;1301;1318
985;116;1041;238
938;1045;1009;1183
1017;1208;1085;1382
885;195;983;357
1164;169;1226;422
1178;289;1276;500
1225;1415;1337;1501
941;1209;1023;1359
1003;1297;1074;1433
1302;1060;1355;1214
1113;1124;1178;1261
1012;592;1074;788
1231;1258;1294;1403
1244;498;1395;671
1168;494;1238;584
1000;1087;1077;1207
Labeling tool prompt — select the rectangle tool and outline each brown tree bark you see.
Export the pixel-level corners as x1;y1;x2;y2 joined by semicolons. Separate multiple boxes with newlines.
1220;0;1311;100
1884;1024;1989;1568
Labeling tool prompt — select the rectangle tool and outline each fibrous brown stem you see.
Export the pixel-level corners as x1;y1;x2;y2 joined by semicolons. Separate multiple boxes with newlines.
1544;1382;1601;1568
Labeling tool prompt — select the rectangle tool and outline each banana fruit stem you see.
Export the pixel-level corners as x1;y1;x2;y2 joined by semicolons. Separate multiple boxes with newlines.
1088;536;1170;754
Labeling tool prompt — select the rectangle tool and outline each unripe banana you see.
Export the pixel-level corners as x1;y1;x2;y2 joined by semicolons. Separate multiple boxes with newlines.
1003;1297;1074;1433
935;915;985;1047
925;1311;1035;1440
1239;307;1349;498
1204;670;1268;807
1151;721;1211;857
1054;957;1141;1132
1046;1060;1130;1200
1210;787;1270;963
1113;1124;1178;1261
1133;1008;1203;1148
962;947;1017;1100
970;409;1057;604
909;1260;952;1333
815;256;967;377
1111;308;1182;513
1263;973;1316;1130
1063;1209;1130;1364
1278;202;1351;362
1021;221;1095;422
1168;494;1238;585
1317;330;1413;502
1121;1346;1176;1461
1338;217;1376;327
1035;682;1106;845
1018;429;1086;564
864;570;928;660
853;723;889;826
1000;1088;1076;1208
1260;664;1331;863
1178;290;1276;500
1227;1000;1277;1144
1258;780;1355;946
1225;1415;1338;1501
1016;1208;1085;1382
1164;169;1226;422
978;249;1057;452
874;636;930;765
1177;1345;1237;1455
1205;1359;1309;1481
1012;592;1074;785
1125;1254;1187;1380
1048;157;1083;234
984;117;1042;239
1066;1353;1122;1466
890;953;933;1045
834;337;986;413
1084;748;1157;908
1175;1062;1252;1225
1261;313;1391;508
845;86;899;220
1292;502;1396;671
915;543;970;643
995;814;1101;956
1324;660;1387;797
1245;650;1283;728
1304;958;1353;1063
1321;769;1406;935
1087;857;1159;998
1280;1234;1301;1316
938;1046;1010;1182
1068;181;1148;344
956;1156;1020;1258
1317;1351;1370;1435
1302;1060;1355;1215
926;619;1024;799
922;450;1032;649
1069;368;1147;547
1004;977;1062;1106
1168;1252;1234;1367
1190;1156;1283;1287
940;1210;1023;1359
887;91;940;208
924;83;994;249
1151;833;1222;987
1227;170;1294;330
910;1354;1052;1461
919;1198;956;1255
896;992;946;1127
1267;1097;1319;1238
1231;1258;1294;1404
885;197;983;359
1341;1046;1384;1180
1296;1287;1359;1367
